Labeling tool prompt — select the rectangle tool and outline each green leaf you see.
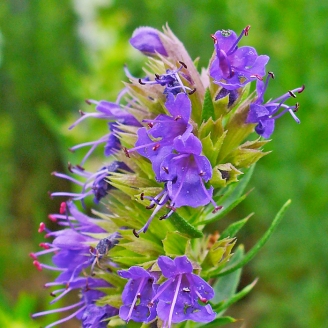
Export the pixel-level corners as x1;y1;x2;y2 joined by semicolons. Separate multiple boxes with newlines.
201;88;215;121
213;278;258;313
170;212;203;238
163;232;190;256
217;199;292;277
198;316;237;328
219;214;252;240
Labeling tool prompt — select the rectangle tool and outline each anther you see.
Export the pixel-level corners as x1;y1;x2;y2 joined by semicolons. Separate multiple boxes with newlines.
159;214;167;220
212;206;223;213
147;122;154;128
68;148;75;153
294;103;299;112
244;25;251;36
29;253;37;260
183;287;191;292
78;109;85;116
38;222;46;233
33;260;42;271
250;74;263;81
140;193;144;200
174;115;182;121
288;90;297;98
155;74;160;79
199;171;205;176
166;205;176;212
179;61;187;69
199;296;208;303
50;292;56;297
138;78;146;85
162;166;169;174
146;204;155;210
268;71;275;79
47;191;53;199
152;143;160;151
48;214;57;222
85;99;92;105
123;147;130;158
76;164;85;171
67;162;73;173
39;243;50;249
298;85;305;93
133;229;140;238
210;34;217;43
188;88;197;95
59;202;66;214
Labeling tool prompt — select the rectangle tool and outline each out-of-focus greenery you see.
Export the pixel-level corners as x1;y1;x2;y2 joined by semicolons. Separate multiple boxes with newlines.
1;0;327;327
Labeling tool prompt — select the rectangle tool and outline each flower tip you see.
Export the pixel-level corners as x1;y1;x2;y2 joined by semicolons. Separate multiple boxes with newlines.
48;214;57;222
132;229;140;238
33;260;42;271
29;253;37;260
59;202;67;214
244;25;251;36
38;222;46;233
212;206;223;214
298;84;305;93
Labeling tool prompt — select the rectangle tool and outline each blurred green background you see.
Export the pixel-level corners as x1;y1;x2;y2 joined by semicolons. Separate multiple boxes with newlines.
0;0;327;327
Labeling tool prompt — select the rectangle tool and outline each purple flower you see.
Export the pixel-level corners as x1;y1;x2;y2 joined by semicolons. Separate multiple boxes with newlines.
126;92;193;179
32;277;118;328
118;266;159;323
31;202;120;327
210;26;269;90
154;256;215;327
138;61;195;95
160;133;220;211
246;73;305;138
79;303;117;328
130;26;168;56
51;161;131;204
133;133;221;237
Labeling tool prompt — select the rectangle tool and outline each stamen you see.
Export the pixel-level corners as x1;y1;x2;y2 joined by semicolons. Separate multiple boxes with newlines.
288;90;297;98
123;147;130;158
138;78;146;85
244;25;251;36
162;166;169;174
250;74;263;81
188;88;197;95
210;34;217;43
179;61;187;69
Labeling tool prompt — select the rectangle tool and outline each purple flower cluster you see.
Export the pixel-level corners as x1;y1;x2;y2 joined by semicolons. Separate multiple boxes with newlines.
118;256;215;327
30;201;119;327
126;93;221;236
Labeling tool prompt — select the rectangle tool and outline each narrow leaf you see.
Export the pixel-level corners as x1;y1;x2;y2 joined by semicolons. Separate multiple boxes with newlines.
198;316;236;328
217;199;292;277
170;212;203;238
219;214;252;240
214;279;258;313
201;88;215;121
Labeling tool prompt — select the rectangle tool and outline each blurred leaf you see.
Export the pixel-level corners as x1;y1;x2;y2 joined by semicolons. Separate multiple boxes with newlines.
170;212;203;238
217;199;292;277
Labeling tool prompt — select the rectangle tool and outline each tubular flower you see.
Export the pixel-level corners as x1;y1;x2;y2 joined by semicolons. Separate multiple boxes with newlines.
130;26;168;57
127;92;193;179
154;256;215;327
246;73;305;138
210;26;270;90
51;161;131;204
118;267;159;323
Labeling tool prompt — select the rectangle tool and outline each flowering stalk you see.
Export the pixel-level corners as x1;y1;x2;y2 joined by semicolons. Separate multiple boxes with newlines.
31;24;304;327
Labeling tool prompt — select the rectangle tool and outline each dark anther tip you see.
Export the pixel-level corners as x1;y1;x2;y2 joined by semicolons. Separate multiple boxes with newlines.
133;229;140;238
244;25;251;36
138;78;146;85
298;85;305;93
268;71;275;79
179;61;187;69
123;147;130;158
288;90;297;98
140;193;144;200
188;88;196;95
79;109;85;116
